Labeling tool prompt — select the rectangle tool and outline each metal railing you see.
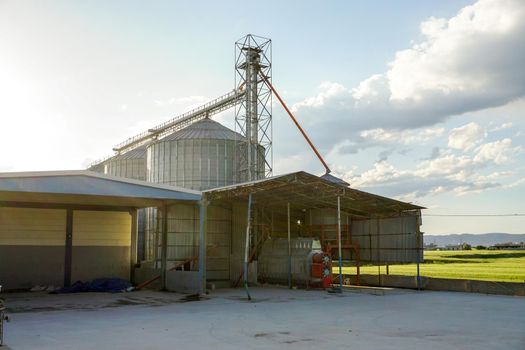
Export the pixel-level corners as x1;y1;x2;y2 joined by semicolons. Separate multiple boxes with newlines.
112;89;245;154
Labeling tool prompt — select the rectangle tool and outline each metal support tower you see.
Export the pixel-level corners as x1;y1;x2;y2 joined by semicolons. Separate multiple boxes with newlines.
235;34;272;182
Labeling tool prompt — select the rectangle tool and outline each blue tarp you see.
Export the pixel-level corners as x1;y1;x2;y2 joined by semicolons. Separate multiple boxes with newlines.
52;278;132;294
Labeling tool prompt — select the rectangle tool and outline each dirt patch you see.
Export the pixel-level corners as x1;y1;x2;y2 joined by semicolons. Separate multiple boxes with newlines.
8;306;61;314
178;294;202;302
282;338;313;344
5;292;199;313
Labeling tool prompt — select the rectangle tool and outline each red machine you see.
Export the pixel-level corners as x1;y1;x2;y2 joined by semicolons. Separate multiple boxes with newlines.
309;252;332;289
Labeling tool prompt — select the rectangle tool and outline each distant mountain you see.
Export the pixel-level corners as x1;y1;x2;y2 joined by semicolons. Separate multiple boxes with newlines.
424;233;525;247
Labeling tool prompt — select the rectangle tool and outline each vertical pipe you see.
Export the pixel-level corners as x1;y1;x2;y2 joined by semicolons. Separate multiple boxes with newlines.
337;196;343;292
245;49;260;181
377;218;381;286
287;202;292;289
416;220;422;291
130;209;138;284
356;248;361;286
417;262;421;290
160;205;168;290
198;200;208;295
243;194;252;299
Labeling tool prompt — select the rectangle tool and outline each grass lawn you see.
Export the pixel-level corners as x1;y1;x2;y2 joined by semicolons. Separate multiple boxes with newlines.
337;250;525;283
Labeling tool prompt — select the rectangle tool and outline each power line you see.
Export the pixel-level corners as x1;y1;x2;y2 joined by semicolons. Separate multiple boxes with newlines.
423;213;525;217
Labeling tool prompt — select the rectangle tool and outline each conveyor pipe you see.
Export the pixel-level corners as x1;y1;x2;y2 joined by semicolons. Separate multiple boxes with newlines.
259;73;331;174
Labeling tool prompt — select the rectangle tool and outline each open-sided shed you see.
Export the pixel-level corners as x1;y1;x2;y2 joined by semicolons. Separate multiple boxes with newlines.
203;171;424;289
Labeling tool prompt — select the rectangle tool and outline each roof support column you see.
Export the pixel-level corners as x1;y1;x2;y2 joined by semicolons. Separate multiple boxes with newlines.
63;208;73;288
160;204;168;290
287;202;291;289
416;210;422;290
337;196;343;292
243;194;252;300
198;199;208;295
129;208;138;284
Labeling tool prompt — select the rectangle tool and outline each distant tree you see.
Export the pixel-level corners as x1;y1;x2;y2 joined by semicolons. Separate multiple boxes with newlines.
475;245;487;250
462;243;472;250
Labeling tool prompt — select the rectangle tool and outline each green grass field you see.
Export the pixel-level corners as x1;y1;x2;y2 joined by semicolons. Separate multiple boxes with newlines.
337;250;525;283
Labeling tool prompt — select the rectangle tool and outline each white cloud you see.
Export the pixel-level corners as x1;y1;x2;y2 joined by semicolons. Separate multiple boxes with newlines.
473;138;514;164
387;0;523;102
361;127;444;145
331;126;444;157
338;135;523;200
292;0;525;150
448;122;486;150
490;122;513;132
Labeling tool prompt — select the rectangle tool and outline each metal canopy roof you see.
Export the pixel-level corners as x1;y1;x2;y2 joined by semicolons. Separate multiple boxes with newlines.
0;170;201;208
204;171;424;218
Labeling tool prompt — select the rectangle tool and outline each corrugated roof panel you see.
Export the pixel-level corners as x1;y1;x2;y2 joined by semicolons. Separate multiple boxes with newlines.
0;171;201;202
113;144;149;160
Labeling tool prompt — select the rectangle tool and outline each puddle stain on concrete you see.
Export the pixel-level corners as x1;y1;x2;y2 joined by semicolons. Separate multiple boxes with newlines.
253;330;312;344
282;338;313;344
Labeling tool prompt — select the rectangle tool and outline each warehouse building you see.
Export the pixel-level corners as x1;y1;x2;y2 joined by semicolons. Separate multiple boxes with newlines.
0;170;423;293
0;171;200;290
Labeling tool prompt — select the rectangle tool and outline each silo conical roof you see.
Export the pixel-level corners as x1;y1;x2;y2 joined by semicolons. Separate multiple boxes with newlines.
112;143;149;160
160;118;246;141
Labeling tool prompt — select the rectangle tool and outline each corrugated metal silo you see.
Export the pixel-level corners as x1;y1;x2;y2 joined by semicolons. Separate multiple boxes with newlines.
145;118;258;287
146;118;244;190
104;144;148;181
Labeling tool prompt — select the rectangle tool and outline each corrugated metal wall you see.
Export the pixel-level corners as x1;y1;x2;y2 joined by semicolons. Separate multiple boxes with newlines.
0;207;66;246
206;205;231;282
230;202;247;285
351;216;422;263
309;209;422;263
91;151;147;260
148;203;232;284
0;207;67;289
71;210;131;282
0;208;133;289
72;211;131;247
105;158;147;181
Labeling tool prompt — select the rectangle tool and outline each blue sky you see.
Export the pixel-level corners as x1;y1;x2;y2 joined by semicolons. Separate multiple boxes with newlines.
1;0;524;234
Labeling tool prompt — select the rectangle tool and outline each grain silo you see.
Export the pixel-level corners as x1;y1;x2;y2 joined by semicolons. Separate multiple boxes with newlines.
87;35;272;286
146;118;244;190
144;118;263;287
104;144;148;181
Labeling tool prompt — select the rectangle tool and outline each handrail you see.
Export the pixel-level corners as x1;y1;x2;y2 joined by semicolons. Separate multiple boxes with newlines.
112;89;245;153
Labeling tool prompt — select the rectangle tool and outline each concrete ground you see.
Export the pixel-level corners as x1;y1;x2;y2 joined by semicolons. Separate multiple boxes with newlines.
1;287;524;350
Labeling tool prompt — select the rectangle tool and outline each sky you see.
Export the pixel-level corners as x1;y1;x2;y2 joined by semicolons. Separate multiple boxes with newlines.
1;0;524;235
